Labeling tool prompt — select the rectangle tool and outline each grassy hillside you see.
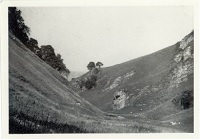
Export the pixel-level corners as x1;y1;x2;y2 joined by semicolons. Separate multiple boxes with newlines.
9;32;188;133
73;31;194;132
9;33;105;133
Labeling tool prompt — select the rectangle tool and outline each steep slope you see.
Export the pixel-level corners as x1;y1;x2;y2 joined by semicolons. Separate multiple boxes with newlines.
9;33;105;133
74;31;194;132
9;32;185;133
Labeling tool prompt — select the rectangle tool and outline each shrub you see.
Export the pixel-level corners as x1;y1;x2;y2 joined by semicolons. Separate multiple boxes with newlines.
93;68;99;74
78;80;85;89
84;75;97;90
85;80;94;90
180;90;193;109
172;90;193;109
90;75;97;82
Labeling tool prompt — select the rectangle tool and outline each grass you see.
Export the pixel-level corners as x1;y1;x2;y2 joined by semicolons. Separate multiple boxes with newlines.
9;31;194;133
9;99;162;134
9;110;87;133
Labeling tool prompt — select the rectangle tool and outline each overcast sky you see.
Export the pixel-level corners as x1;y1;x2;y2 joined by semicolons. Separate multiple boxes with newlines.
19;6;193;72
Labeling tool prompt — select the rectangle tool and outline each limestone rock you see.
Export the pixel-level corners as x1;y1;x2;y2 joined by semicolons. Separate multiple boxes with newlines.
169;31;194;89
174;51;183;62
180;33;193;49
113;90;126;110
183;46;193;61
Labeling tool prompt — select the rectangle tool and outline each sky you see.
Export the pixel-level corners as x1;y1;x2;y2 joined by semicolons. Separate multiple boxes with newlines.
19;6;193;72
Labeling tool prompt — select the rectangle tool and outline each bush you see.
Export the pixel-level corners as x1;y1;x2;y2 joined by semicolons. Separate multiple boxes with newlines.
84;75;97;90
85;80;95;90
180;90;193;109
78;80;85;89
172;90;193;109
93;68;99;74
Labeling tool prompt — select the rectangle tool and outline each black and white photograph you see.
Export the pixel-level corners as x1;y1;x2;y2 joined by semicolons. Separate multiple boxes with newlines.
0;0;199;138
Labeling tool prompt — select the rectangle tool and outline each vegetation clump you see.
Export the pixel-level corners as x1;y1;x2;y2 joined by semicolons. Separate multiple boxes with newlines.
26;38;40;53
85;62;104;90
84;75;98;90
172;90;193;109
76;61;104;90
37;45;70;75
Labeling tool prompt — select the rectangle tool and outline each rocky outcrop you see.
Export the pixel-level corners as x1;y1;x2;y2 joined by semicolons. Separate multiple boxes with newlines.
105;70;135;91
113;90;126;110
169;31;194;89
179;32;193;49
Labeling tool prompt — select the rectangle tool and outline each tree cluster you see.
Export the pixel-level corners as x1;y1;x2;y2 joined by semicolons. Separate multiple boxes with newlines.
87;61;103;71
26;38;40;53
9;7;70;77
9;7;30;44
38;45;70;74
77;61;104;90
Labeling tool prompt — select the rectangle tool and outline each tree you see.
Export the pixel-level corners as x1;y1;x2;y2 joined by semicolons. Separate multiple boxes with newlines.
26;38;39;53
39;45;55;63
56;54;62;61
38;45;70;76
96;62;103;68
55;54;70;75
9;7;30;44
87;62;95;70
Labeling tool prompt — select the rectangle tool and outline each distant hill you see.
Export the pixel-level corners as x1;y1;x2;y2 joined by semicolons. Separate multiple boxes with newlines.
73;31;194;132
68;71;85;81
